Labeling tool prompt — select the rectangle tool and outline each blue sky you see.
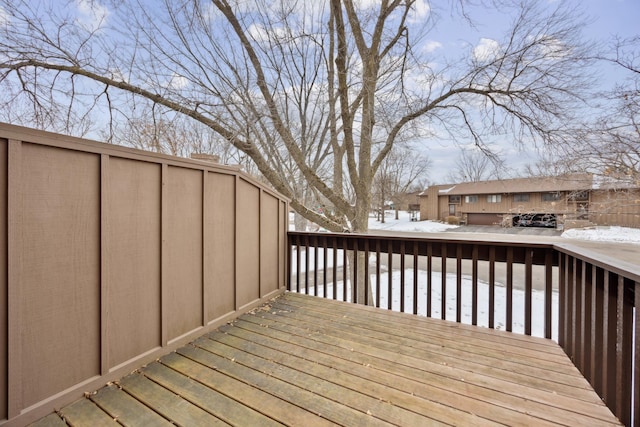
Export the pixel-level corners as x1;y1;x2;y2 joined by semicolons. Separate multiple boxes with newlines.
424;0;639;183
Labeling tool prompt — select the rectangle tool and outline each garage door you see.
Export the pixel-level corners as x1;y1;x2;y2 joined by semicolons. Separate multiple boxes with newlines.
467;213;502;225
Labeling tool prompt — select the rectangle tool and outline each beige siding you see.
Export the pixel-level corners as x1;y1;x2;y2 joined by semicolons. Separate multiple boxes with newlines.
0;122;289;426
421;183;640;227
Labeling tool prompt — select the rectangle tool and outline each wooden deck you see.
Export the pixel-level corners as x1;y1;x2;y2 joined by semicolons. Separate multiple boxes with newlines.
31;292;621;426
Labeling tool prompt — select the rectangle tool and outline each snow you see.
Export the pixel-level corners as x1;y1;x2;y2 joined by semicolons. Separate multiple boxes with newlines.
290;209;638;342
561;225;640;245
368;211;458;232
294;270;558;340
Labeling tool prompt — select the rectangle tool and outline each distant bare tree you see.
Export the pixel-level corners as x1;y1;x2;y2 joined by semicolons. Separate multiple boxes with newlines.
373;145;430;223
0;0;596;236
448;147;504;182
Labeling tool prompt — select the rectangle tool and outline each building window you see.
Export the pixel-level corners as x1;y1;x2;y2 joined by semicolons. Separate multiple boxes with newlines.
542;192;562;202
448;195;461;204
513;193;530;202
464;195;478;203
568;190;589;202
486;194;502;203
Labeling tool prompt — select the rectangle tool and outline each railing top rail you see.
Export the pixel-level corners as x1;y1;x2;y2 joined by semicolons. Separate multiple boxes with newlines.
553;242;640;283
288;230;557;250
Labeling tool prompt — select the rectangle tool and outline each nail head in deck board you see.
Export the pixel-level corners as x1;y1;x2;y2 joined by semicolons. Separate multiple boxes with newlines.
59;398;118;426
118;372;229;426
140;361;283;426
89;384;173;427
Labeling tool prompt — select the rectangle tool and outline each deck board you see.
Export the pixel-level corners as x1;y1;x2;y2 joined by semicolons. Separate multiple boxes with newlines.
30;292;622;427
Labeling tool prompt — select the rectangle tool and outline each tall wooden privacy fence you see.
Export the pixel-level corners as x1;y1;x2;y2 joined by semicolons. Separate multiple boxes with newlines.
0;123;289;426
288;232;640;426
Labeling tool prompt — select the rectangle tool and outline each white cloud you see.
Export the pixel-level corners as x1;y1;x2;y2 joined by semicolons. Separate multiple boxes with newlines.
422;40;442;53
167;73;189;90
473;38;500;63
409;0;430;23
75;0;109;32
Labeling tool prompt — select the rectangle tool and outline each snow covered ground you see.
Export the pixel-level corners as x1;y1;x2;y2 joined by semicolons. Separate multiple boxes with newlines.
291;210;638;341
561;225;640;245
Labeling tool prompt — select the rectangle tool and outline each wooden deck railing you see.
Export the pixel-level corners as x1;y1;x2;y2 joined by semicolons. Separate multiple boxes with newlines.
287;231;640;427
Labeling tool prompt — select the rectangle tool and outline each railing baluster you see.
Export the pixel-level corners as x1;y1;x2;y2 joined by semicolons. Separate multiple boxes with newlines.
375;240;381;308
364;239;370;306
296;238;302;292
472;245;478;326
544;250;553;339
400;241;406;313
572;257;582;370
558;252;565;347
322;237;327;298
413;241;419;315
387;240;393;310
590;265;603;395
506;248;513;332
342;239;348;302
525;249;532;336
456;244;462;323
332;236;338;300
603;270;616;409
313;236;318;297
615;275;633;426
581;261;592;378
441;243;447;321
304;235;310;295
427;243;432;318
353;239;358;304
489;246;495;329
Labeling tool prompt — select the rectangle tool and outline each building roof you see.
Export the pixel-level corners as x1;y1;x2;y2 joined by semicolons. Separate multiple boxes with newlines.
432;174;594;196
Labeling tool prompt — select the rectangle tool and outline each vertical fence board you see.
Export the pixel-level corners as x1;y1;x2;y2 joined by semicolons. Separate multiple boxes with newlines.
7;139;21;419
106;158;162;369
0;139;6;421
165;166;203;341
19;144;101;408
206;172;236;320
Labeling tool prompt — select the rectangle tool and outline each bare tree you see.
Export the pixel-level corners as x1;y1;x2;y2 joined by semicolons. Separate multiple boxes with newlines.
529;36;640;187
448;147;504;182
373;144;430;223
0;0;595;235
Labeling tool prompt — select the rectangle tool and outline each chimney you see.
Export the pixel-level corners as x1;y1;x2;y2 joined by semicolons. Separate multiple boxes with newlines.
190;153;220;163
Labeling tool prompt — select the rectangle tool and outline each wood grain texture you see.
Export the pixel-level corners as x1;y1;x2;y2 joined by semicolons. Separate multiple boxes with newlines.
31;293;622;427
